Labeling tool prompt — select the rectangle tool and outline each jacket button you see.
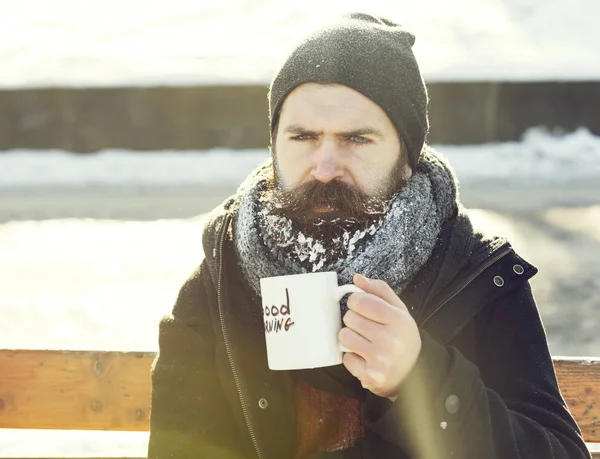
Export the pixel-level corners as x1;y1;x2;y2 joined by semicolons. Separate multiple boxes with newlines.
493;275;504;287
513;264;524;275
258;398;268;409
445;394;460;414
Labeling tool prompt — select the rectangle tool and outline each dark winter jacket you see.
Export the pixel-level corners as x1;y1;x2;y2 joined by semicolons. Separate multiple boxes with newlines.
148;196;590;459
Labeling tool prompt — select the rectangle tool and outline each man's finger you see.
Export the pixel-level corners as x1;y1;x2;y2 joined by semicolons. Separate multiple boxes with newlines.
338;326;372;358
343;309;379;342
346;292;394;324
342;351;368;383
353;273;406;310
342;352;385;394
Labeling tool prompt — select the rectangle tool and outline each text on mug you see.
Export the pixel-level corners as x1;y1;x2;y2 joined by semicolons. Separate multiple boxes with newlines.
264;288;295;333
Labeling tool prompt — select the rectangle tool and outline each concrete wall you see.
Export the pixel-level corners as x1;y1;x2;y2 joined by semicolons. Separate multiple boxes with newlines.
427;82;600;144
1;82;599;151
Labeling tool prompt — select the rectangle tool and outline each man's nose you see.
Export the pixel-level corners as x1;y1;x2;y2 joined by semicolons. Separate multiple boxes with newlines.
310;142;344;183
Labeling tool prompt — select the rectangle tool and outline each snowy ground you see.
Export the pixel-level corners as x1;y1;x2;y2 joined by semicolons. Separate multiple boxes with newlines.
1;0;599;88
1;129;599;455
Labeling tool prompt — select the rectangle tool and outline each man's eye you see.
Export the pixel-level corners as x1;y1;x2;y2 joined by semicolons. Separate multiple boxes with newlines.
291;134;313;141
349;136;371;145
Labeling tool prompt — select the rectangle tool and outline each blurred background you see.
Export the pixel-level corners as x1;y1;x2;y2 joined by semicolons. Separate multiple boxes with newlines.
1;0;599;454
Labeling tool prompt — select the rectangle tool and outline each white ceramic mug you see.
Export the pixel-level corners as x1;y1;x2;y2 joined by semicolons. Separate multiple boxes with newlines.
259;271;364;370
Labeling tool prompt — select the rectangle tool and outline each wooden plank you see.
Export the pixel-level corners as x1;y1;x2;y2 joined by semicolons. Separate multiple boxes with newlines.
555;358;600;444
0;350;154;431
0;350;598;443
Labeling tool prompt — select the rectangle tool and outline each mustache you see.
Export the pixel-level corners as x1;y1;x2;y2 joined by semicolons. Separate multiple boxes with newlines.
269;180;388;220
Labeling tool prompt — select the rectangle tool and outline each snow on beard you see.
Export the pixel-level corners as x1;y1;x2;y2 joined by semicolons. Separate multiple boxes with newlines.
261;178;392;256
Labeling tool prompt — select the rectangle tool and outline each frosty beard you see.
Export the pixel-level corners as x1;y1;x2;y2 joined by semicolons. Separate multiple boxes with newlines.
267;179;388;235
257;174;404;271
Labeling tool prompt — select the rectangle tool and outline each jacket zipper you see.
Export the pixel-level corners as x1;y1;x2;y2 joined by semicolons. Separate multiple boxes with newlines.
216;216;264;459
419;245;513;327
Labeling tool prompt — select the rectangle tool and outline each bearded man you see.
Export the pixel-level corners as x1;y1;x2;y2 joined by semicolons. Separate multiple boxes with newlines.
148;12;590;459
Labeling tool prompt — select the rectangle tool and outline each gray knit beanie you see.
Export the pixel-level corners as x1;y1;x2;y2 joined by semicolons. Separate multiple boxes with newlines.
268;12;429;169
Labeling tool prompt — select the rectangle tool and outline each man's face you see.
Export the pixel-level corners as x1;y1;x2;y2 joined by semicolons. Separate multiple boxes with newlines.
272;83;411;224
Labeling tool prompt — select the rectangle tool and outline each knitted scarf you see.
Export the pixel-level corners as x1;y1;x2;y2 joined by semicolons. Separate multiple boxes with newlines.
234;146;459;299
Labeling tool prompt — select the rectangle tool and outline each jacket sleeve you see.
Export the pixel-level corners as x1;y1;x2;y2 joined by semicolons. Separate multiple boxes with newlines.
363;282;591;459
148;261;245;459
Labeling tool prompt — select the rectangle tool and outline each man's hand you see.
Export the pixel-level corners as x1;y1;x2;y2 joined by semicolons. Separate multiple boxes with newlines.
338;273;422;400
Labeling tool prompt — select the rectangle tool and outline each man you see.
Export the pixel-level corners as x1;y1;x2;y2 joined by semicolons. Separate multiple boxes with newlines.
148;12;590;459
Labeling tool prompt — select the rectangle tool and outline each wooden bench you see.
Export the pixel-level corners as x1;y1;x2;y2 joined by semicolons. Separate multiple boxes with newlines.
0;350;598;458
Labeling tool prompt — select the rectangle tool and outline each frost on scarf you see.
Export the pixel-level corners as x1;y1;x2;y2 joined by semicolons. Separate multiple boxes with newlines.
257;191;386;273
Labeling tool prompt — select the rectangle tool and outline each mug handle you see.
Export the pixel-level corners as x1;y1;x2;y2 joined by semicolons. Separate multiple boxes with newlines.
335;284;365;353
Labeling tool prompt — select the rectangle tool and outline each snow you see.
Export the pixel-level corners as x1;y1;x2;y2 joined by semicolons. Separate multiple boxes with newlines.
443;127;600;184
2;128;599;188
0;429;148;458
0;0;598;88
0;148;269;188
0;217;206;350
